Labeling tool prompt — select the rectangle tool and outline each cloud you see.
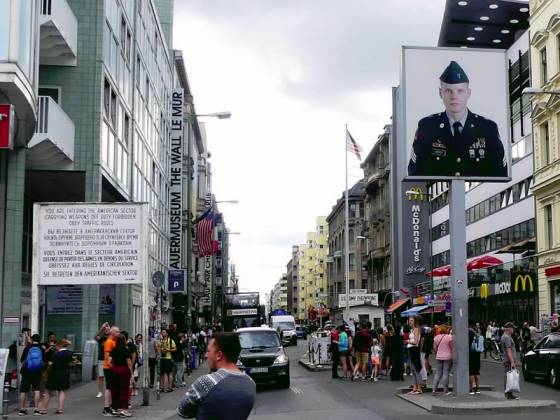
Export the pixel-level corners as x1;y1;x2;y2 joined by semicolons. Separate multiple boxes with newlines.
173;1;446;297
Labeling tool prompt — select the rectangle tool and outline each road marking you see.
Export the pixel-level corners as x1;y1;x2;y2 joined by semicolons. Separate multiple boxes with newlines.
291;386;303;395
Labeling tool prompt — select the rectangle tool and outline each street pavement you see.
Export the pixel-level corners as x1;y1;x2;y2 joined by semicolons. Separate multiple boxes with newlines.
7;341;560;419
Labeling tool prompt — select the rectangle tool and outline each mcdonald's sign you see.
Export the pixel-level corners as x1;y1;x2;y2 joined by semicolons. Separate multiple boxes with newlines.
514;274;534;292
407;187;424;201
480;283;490;299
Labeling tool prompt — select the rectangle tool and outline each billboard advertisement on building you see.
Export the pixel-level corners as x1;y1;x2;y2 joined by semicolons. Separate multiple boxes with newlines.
401;181;431;288
402;46;511;182
33;203;148;285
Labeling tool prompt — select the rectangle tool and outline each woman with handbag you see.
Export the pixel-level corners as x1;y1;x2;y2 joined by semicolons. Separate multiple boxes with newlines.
40;339;73;415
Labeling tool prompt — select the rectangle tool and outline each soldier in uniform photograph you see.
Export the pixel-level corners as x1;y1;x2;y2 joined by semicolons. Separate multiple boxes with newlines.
407;60;507;178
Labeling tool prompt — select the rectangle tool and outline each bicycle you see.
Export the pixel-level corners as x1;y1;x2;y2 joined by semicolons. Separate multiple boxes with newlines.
485;337;501;361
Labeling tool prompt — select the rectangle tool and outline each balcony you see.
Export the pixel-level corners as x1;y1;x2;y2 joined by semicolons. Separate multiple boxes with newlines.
27;96;75;168
39;0;78;66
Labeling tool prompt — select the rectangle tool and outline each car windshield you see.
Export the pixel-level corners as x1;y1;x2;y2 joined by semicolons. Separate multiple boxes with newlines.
274;322;295;331
296;326;305;331
239;331;281;349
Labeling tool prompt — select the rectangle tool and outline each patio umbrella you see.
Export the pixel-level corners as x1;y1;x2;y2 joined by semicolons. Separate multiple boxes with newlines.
426;265;451;277
467;255;503;271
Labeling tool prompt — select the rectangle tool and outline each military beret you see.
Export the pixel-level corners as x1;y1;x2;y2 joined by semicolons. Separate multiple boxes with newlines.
440;61;469;84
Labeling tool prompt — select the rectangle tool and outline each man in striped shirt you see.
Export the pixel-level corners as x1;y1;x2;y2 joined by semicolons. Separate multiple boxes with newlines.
177;332;256;420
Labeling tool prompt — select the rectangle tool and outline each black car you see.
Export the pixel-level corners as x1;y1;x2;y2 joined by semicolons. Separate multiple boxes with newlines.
236;327;290;388
522;332;560;388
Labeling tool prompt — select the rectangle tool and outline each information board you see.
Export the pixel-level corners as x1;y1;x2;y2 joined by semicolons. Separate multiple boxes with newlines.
33;203;147;285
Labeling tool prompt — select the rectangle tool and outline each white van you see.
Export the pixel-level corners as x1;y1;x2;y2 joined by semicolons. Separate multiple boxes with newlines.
270;315;297;346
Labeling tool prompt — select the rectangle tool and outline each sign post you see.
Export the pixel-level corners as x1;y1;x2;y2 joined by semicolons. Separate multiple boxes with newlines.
449;180;469;396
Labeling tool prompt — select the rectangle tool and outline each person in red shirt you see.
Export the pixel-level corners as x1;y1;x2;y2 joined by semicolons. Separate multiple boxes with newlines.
353;324;372;381
330;328;340;379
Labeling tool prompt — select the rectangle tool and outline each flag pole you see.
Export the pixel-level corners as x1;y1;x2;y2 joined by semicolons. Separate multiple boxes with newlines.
344;125;350;321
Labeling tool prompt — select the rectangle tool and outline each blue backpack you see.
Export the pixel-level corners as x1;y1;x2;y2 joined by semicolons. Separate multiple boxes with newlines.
25;346;44;373
339;332;349;351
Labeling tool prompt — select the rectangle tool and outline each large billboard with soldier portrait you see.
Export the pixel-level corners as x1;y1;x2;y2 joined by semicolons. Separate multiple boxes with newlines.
402;46;511;182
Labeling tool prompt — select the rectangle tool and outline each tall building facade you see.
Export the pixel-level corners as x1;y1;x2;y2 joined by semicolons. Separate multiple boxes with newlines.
272;275;288;311
529;0;560;319
0;0;42;346
326;181;365;313
362;126;392;300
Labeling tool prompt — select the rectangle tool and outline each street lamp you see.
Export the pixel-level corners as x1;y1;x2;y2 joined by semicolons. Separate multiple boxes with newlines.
192;111;232;119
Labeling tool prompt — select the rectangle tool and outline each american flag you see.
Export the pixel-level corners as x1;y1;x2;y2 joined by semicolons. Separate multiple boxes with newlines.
195;209;218;257
346;128;362;160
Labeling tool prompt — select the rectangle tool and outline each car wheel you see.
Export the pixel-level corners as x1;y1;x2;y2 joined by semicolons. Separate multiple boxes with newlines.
279;375;290;389
550;366;559;388
522;362;533;382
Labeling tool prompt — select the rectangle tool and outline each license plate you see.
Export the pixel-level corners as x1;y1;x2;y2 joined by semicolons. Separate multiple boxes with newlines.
250;367;268;373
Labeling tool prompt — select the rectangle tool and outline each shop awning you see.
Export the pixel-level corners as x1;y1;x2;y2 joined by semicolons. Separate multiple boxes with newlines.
421;305;446;314
400;305;429;317
386;299;409;314
496;237;536;254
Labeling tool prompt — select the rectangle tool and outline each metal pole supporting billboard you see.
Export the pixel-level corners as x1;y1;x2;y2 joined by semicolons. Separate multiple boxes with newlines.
449;180;469;396
344;125;350;320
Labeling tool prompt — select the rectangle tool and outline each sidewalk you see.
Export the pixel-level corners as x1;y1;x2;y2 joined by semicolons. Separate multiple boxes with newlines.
6;363;208;419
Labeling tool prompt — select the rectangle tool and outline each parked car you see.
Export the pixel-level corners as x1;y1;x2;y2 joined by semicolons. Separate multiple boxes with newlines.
522;332;560;388
236;326;290;388
296;325;307;340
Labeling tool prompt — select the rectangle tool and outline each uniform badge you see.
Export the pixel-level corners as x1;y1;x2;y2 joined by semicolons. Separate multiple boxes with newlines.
477;138;486;147
439;123;444;128
432;141;446;149
469;149;475;158
432;149;446;157
479;149;485;158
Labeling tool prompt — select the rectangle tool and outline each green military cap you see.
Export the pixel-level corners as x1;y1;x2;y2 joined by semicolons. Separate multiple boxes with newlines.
440;60;469;84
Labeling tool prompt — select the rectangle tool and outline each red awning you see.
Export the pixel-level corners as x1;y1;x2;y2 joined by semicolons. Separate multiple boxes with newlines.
386;299;409;313
545;265;560;277
426;265;451;277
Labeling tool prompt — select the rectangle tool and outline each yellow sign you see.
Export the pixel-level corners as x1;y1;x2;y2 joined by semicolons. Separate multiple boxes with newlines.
514;274;534;292
480;283;490;299
407;186;424;201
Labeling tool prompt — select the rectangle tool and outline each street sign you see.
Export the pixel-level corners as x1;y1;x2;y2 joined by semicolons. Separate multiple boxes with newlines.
168;269;185;293
152;271;164;288
339;293;378;307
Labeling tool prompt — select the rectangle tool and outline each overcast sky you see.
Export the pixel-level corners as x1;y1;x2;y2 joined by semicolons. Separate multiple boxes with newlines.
173;1;446;299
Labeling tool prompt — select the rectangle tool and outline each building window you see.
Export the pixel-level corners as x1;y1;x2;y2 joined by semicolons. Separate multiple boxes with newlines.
541;47;547;84
542;122;550;166
546;205;554;249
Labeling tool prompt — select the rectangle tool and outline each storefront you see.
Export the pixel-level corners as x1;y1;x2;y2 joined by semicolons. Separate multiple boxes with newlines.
468;271;537;325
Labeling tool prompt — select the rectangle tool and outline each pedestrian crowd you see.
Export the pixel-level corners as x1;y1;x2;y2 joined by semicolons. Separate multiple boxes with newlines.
16;329;74;416
327;317;546;400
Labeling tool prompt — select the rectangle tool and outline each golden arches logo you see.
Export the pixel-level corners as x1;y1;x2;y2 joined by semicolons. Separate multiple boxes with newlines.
407;187;424;201
480;283;490;299
514;274;534;292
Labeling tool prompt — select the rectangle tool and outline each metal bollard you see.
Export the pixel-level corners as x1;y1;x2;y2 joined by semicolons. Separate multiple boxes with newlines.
2;385;9;420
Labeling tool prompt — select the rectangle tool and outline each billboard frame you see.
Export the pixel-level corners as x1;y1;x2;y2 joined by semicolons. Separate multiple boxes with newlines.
401;45;512;183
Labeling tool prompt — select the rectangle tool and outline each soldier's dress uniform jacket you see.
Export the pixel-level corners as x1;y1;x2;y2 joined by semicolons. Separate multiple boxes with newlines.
407;110;507;177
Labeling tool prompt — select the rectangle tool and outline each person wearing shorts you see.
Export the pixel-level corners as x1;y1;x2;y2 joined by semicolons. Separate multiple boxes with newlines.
19;334;45;416
95;322;110;398
159;329;176;392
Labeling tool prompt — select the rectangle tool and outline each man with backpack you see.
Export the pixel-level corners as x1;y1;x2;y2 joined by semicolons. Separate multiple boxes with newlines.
469;320;484;394
19;333;46;416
